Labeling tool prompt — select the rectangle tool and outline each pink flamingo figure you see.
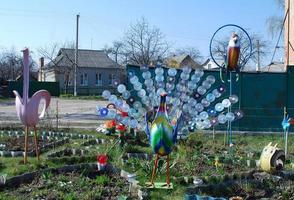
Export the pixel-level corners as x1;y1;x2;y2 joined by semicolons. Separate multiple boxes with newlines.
13;48;51;164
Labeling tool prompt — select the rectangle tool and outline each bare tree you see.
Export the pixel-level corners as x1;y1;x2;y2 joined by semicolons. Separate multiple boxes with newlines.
103;41;125;64
174;46;202;62
107;17;170;65
38;43;60;63
0;48;23;83
38;41;75;94
266;0;285;38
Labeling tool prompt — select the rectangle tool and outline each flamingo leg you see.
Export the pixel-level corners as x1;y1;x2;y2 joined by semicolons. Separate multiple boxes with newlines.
166;155;170;187
24;126;28;164
33;126;40;161
150;154;160;185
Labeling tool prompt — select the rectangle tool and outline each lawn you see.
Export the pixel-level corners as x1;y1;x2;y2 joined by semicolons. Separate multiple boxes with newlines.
0;129;293;199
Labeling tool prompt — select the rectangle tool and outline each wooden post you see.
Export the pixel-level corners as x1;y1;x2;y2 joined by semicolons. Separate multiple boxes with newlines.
24;126;28;164
166;155;170;187
33;126;40;161
150;154;159;185
56;100;59;131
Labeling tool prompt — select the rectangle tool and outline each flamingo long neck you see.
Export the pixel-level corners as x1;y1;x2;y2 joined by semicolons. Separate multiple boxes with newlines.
22;48;29;104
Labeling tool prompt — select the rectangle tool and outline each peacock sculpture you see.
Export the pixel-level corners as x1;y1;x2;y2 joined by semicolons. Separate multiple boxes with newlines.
99;65;244;188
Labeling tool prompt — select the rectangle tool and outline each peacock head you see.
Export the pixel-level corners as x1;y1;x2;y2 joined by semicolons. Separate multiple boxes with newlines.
158;92;168;111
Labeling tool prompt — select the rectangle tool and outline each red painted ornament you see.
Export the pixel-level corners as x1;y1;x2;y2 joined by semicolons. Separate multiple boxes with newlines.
97;154;108;165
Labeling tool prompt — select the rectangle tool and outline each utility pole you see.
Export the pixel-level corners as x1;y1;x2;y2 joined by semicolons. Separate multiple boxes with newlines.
74;14;80;97
256;39;260;71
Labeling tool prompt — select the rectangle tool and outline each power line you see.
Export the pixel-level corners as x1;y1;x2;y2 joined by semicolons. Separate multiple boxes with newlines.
270;8;288;64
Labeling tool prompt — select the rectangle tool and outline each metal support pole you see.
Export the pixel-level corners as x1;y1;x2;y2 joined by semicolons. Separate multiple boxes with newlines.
284;107;289;157
74;14;80;96
228;72;232;146
257;40;260;71
285;127;289;156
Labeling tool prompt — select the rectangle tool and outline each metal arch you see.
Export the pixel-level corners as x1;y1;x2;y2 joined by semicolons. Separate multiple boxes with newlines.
209;24;253;69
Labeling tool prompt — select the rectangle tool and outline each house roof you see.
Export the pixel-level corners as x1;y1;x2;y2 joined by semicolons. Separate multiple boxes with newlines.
165;54;205;68
169;55;190;64
47;48;120;69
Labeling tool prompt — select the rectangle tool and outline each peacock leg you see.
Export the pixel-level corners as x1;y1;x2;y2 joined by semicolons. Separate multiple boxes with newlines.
33;126;40;161
166;154;170;187
24;126;28;164
150;154;160;185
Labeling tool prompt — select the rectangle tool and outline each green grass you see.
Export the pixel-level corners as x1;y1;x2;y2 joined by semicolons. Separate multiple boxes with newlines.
59;94;104;100
0;129;294;200
0;97;13;103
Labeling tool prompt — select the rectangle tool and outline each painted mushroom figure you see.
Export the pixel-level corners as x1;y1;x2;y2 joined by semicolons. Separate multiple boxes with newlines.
146;93;182;188
13;48;51;164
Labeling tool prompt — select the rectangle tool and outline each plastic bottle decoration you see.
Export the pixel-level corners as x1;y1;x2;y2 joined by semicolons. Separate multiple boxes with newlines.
226;32;240;72
97;154;108;171
97;102;129;146
13;48;51;164
104;119;116;135
101;64;244;188
281;108;294;156
209;24;252;83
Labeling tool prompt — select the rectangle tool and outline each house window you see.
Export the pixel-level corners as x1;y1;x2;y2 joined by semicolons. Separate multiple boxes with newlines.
64;74;72;86
80;73;88;86
95;73;102;86
108;74;116;86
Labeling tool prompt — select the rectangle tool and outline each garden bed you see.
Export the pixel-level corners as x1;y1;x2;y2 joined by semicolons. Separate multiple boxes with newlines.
185;171;294;199
0;136;69;157
0;163;133;200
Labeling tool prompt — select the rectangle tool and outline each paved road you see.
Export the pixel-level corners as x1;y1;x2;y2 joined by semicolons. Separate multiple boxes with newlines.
0;98;108;129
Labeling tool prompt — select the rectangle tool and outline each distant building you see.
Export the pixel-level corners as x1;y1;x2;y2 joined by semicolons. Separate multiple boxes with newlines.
285;0;294;67
165;54;208;69
202;59;219;70
43;48;124;95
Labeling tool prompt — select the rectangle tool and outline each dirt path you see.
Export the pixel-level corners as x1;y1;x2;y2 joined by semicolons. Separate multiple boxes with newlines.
0;98;108;129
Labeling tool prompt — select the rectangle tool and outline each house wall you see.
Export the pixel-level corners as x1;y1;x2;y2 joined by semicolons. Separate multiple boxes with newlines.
55;67;124;95
44;70;56;82
285;0;294;66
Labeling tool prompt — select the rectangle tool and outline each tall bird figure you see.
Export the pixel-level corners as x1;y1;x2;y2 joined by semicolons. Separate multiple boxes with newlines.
13;48;51;164
145;93;182;188
226;32;240;72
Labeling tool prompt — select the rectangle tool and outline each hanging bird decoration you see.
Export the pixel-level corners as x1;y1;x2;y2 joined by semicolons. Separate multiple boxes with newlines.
100;65;244;188
219;32;241;82
13;48;51;164
227;32;240;72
